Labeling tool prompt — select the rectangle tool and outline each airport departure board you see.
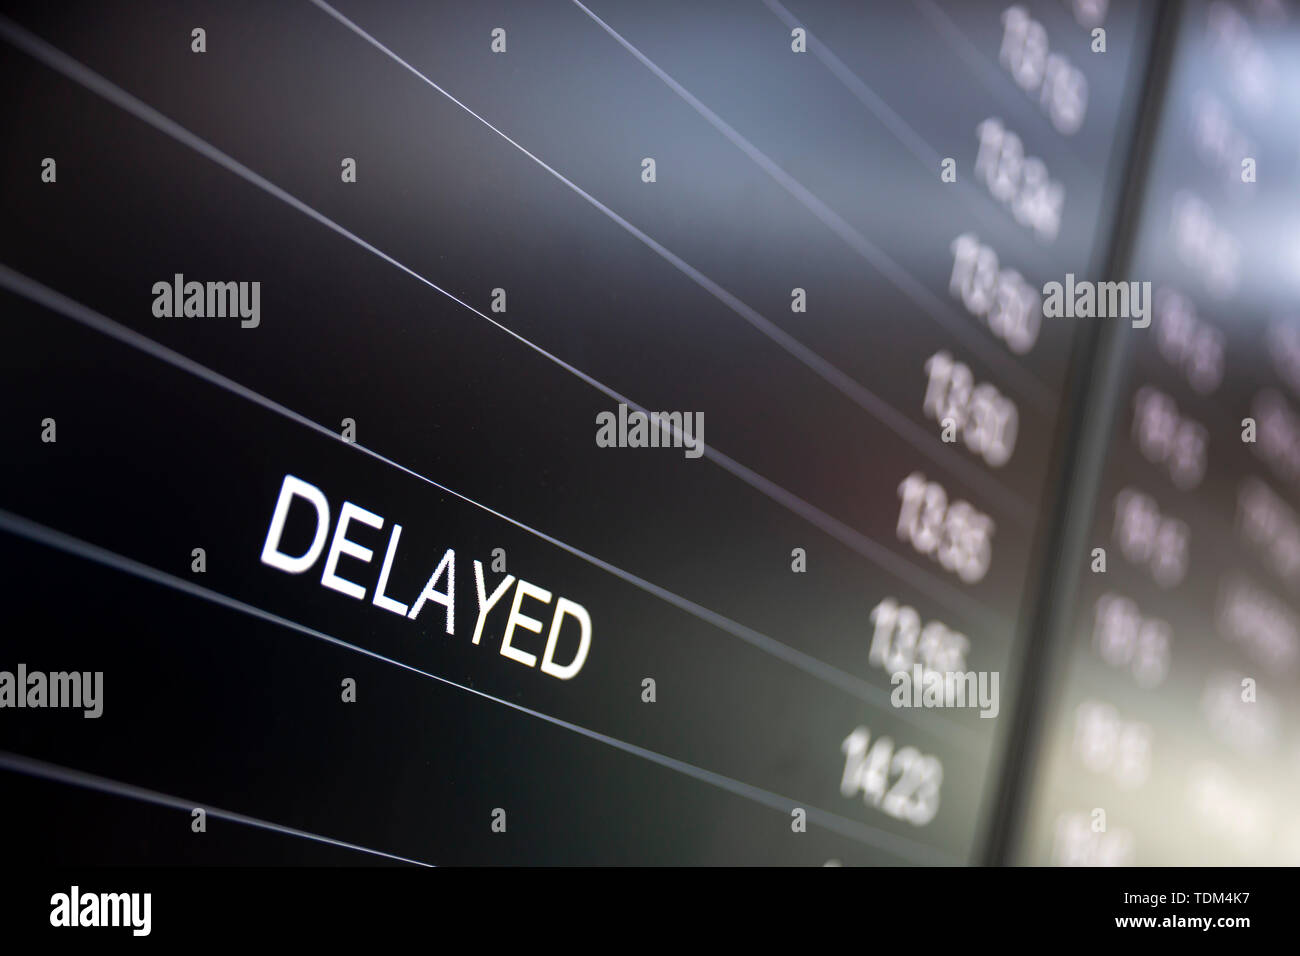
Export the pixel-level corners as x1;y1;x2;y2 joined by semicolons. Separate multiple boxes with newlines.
0;0;1294;871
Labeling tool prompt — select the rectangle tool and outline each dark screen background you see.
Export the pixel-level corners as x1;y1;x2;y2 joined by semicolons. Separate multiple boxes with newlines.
0;0;1290;866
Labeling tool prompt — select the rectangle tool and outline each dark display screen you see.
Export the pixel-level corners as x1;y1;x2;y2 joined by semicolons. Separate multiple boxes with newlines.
0;0;1293;869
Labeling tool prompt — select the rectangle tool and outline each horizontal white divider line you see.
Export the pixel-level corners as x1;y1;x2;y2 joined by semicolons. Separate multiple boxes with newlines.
0;749;434;866
761;0;1069;284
